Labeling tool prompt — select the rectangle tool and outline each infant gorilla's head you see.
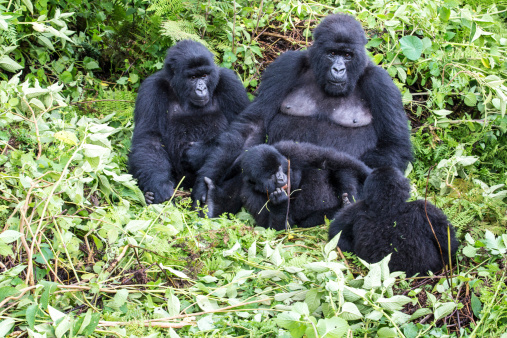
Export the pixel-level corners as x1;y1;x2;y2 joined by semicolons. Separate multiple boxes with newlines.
240;145;288;194
363;167;411;206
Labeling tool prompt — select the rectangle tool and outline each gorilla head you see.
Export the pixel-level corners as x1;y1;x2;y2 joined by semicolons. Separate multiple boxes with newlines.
362;167;411;211
164;40;220;107
240;145;288;194
310;14;369;96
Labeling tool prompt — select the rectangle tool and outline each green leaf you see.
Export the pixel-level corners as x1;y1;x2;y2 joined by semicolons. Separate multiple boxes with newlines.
21;0;34;13
60;71;73;83
0;318;15;337
53;131;78;146
325;232;340;258
0;242;13;256
439;7;451;21
197;315;215;331
399;36;423;61
316;317;349;338
48;305;66;322
464;92;477;107
339;302;363;320
409;307;432;321
434;302;456;321
471;293;482;318
305;289;321;314
125;220;151;232
167;291;180;317
0;55;23;72
55;315;72;338
112;289;129;309
0;230;23;243
26;304;38;329
0;286;19;302
377;327;397;337
377;295;412;311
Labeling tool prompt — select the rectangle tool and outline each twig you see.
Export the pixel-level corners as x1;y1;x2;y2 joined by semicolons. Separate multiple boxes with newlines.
424;165;454;298
70;99;134;105
146;298;271;322
0;286;38;308
99;321;194;328
285;159;291;231
20;97;42;160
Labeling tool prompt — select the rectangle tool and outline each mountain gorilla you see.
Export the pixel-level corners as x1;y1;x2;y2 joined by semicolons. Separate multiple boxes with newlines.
192;14;412;219
129;40;250;206
239;142;372;230
329;167;459;276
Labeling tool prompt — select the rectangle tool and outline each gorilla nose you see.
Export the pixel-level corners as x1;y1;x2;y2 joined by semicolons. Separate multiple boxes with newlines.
332;66;346;76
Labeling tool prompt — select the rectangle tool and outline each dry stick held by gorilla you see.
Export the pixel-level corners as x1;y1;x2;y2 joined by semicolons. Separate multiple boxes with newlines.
329;167;459;276
128;40;249;207
193;14;412;222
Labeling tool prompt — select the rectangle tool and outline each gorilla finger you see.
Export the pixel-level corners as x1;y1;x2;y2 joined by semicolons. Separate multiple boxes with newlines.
204;177;216;190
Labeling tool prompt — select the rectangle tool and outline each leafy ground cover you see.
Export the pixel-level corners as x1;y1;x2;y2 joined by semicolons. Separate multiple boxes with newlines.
0;0;506;337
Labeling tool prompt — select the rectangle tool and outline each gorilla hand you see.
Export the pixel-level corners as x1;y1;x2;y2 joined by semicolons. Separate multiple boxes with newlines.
145;181;175;205
269;187;288;205
191;177;209;209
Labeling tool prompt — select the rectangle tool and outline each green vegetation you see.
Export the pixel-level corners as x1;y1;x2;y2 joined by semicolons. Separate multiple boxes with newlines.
0;0;506;336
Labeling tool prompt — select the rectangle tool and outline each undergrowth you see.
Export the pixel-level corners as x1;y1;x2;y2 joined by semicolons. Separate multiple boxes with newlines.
0;0;506;337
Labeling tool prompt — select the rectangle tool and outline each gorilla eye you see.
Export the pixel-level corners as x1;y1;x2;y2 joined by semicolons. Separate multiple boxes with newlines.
344;53;353;59
328;51;336;57
202;74;207;78
190;75;197;80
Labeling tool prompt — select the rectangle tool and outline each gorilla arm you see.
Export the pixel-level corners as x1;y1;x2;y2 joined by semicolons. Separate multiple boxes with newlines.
192;51;309;205
358;65;413;171
129;74;175;204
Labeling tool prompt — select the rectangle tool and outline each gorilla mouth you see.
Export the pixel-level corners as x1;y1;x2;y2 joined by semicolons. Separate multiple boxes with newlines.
192;97;209;106
328;80;346;88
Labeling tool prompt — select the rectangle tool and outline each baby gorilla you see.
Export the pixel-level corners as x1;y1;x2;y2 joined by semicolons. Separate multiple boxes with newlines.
240;141;372;230
329;167;459;276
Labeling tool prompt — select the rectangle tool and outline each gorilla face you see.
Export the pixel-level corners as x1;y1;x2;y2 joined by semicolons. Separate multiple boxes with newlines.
323;49;354;96
309;14;368;96
188;73;211;107
241;145;288;194
165;40;219;108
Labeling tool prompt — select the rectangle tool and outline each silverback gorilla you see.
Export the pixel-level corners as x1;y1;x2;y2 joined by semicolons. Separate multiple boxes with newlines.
329;167;459;276
192;14;412;220
240;142;372;230
129;40;249;206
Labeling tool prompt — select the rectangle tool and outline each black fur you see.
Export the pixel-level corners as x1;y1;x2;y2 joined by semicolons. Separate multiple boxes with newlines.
129;40;250;205
193;14;412;217
329;167;459;276
240;141;372;230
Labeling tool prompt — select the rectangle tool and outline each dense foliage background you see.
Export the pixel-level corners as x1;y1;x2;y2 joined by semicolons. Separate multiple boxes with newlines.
0;0;506;337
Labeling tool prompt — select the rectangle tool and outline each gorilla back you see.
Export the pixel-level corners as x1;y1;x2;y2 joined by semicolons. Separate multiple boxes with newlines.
129;40;250;205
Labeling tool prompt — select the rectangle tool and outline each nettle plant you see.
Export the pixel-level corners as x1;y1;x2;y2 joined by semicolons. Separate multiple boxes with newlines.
356;0;507;124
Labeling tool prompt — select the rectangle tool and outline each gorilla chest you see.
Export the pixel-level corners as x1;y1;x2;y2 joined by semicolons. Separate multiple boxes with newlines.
280;86;372;128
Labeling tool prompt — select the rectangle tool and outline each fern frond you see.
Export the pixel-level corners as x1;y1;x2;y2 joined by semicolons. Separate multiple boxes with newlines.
160;20;209;47
148;0;184;16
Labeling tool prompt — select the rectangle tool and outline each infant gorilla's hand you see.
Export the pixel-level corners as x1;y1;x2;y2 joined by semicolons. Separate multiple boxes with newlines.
269;188;288;205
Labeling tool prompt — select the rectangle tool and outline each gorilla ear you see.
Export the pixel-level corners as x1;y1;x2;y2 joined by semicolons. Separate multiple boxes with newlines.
165;59;176;77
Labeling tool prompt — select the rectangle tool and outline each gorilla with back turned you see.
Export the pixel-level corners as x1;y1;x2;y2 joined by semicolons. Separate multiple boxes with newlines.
329;167;459;276
193;14;412;219
129;40;249;206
